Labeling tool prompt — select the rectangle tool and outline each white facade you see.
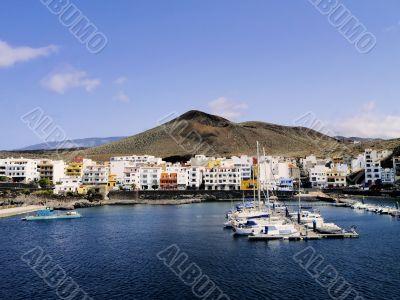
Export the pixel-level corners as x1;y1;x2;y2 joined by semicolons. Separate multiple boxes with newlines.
351;154;365;172
394;157;400;182
187;167;204;189
82;165;109;185
309;165;328;188
381;168;395;184
204;167;240;190
110;155;163;183
0;158;40;183
38;160;65;183
123;167;140;189
231;155;253;180
54;176;82;194
364;149;381;185
140;167;162;190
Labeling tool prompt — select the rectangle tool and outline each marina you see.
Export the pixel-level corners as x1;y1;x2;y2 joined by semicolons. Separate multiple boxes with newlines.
225;141;361;243
1;202;399;300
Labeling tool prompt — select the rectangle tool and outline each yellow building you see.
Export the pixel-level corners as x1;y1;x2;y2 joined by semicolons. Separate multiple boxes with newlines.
108;174;117;188
65;162;83;177
240;179;258;191
77;185;89;195
207;160;221;169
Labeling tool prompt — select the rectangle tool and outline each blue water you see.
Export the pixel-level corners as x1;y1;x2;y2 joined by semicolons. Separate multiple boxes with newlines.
1;200;399;300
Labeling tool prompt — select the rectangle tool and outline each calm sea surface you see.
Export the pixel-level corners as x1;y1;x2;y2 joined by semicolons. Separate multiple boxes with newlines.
1;198;399;300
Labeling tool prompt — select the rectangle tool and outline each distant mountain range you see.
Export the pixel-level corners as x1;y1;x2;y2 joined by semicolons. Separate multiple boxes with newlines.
17;137;126;151
334;136;384;143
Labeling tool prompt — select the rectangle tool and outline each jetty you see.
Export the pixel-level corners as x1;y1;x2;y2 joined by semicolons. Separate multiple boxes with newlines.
0;205;45;218
248;223;359;241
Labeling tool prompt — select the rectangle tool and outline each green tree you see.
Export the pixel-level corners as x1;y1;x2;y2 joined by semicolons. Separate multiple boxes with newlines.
0;176;9;182
38;178;53;187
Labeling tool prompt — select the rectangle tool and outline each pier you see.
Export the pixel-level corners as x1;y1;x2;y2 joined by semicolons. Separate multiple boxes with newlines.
0;205;45;218
248;223;359;241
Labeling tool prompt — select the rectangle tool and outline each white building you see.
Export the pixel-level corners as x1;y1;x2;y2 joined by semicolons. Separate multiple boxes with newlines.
140;167;162;190
230;155;253;181
381;168;395;184
38;160;65;183
0;158;40;183
82;165;109;185
110;155;163;183
123;167;140;189
351;154;365;172
364;149;381;185
54;176;82;194
394;157;400;182
377;150;393;160
309;165;328;188
204;167;240;190
187;167;204;189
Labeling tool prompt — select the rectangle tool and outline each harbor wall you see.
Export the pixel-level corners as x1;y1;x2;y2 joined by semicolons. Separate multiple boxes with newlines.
108;190;257;202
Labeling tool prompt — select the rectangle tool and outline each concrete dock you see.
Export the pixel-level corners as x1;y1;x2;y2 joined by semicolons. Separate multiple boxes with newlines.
0;205;45;218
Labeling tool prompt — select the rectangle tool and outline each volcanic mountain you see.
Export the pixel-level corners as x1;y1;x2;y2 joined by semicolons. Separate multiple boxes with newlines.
83;110;345;160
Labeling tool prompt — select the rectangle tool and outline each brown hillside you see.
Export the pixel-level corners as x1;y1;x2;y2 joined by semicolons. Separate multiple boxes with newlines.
83;110;344;160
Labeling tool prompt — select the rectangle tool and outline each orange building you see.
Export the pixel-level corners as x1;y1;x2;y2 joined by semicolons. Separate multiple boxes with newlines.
160;172;178;190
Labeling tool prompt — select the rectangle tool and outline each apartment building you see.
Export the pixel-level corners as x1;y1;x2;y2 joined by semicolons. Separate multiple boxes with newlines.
54;176;82;194
65;158;95;177
166;166;188;190
82;165;109;185
0;158;40;183
187;167;204;189
123;167;140;189
140;167;162;190
38;160;65;183
309;165;328;188
394;157;400;182
326;169;347;188
204;167;240;190
364;149;381;185
110;155;163;182
381;168;395;184
160;172;178;190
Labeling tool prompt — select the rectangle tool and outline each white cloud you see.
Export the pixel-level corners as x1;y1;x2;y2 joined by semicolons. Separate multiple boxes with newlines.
114;76;127;85
0;40;57;68
208;97;248;119
113;90;130;103
331;102;400;139
41;67;100;94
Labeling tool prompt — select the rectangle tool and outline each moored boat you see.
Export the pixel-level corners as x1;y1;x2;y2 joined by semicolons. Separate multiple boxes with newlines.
22;209;82;221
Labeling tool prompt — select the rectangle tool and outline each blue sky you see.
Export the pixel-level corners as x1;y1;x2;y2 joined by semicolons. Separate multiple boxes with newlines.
1;0;400;150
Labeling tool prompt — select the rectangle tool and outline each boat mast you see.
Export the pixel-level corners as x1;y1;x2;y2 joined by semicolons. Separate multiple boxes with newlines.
298;173;301;212
263;147;270;209
256;141;261;208
252;165;256;203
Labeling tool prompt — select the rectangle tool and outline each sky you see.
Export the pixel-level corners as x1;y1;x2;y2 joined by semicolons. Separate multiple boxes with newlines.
1;0;400;150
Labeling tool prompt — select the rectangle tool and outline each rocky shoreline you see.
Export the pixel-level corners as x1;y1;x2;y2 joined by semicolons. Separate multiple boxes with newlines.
0;190;335;210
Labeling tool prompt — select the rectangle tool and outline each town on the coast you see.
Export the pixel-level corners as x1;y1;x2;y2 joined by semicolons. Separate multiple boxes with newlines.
1;148;399;196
